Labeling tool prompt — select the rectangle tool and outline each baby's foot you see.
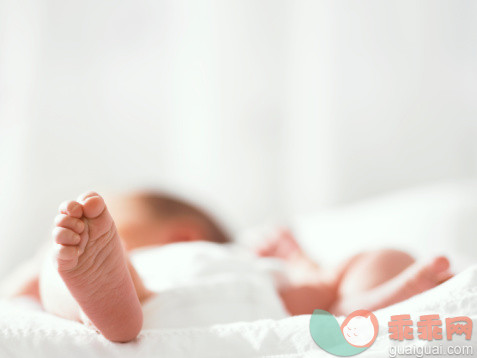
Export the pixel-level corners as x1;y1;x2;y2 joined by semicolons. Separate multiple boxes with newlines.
53;192;142;342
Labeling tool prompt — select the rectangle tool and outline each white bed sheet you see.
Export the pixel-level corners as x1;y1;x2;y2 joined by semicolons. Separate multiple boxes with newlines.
0;265;476;358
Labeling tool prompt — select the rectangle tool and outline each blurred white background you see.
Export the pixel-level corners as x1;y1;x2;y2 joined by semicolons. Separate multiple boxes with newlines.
1;0;476;277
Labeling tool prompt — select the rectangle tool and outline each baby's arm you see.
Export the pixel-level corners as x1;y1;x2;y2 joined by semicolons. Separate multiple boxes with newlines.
256;228;340;314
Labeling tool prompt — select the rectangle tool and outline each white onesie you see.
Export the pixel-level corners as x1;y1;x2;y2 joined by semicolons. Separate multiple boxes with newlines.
130;241;290;329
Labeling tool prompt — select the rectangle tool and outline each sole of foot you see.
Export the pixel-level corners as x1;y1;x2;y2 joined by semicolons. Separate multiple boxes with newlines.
53;192;142;342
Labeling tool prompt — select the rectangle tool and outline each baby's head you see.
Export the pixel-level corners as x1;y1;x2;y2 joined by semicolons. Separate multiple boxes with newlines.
108;191;230;250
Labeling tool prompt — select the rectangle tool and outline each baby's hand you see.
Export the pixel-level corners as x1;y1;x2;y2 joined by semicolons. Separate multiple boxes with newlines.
254;227;302;261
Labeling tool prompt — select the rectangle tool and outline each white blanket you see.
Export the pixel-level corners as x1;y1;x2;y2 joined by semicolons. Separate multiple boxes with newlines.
0;264;476;357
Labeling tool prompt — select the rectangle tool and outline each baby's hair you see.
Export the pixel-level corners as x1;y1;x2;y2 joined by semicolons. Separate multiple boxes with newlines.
134;191;231;244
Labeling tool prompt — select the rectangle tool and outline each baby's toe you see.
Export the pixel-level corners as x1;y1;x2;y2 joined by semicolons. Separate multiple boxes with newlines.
54;214;85;234
54;244;79;270
59;200;83;218
430;256;450;273
53;227;81;246
77;191;100;202
81;193;106;219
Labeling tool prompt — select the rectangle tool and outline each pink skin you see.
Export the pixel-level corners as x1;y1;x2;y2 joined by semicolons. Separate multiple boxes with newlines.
49;192;143;342
256;228;302;261
257;229;453;316
330;255;453;315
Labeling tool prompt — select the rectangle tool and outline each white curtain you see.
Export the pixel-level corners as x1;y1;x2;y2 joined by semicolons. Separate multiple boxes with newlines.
0;0;476;277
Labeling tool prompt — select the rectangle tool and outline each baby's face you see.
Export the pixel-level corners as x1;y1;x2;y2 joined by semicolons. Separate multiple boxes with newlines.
109;197;206;251
108;197;170;250
117;218;176;251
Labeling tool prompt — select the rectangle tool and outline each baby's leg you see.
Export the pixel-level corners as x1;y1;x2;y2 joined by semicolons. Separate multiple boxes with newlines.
40;192;151;342
331;249;452;315
334;249;415;295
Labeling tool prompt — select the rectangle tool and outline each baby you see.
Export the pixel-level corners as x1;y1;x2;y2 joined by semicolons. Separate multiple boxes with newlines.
4;191;452;342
